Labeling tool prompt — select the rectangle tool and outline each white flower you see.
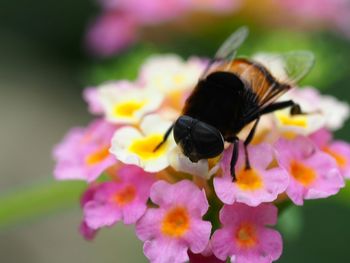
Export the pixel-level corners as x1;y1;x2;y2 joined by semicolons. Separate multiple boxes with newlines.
139;54;205;94
97;81;164;124
110;114;175;172
274;87;349;135
169;147;221;179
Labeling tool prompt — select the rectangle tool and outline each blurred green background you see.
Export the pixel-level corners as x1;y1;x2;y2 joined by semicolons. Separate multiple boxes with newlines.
1;0;350;262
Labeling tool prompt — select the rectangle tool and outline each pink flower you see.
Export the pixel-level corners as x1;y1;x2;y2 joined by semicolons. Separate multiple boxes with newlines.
277;0;350;37
136;180;211;263
211;203;282;263
83;88;104;115
86;11;138;57
99;0;189;24
84;165;155;229
79;183;100;240
275;136;344;205
310;129;350;179
53;119;117;182
214;143;289;206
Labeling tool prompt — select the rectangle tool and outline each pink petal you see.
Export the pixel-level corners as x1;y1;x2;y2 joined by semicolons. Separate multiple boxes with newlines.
184;219;211;253
79;220;98;241
84;202;121;229
136;208;164;241
143;238;189;263
150;180;209;216
121;201;148;225
83;88;103;114
211;228;235;261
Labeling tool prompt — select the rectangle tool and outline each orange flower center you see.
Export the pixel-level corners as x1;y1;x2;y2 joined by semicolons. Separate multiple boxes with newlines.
85;146;110;165
290;160;316;186
236;168;263;191
128;134;167;160
235;223;258;248
323;147;347;168
161;207;190;238
112;185;136;206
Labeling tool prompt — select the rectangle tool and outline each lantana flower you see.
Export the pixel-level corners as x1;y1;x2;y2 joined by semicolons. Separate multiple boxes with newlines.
136;180;211;263
53;53;350;263
214;143;289;206
97;81;164;124
275;136;344;205
83;165;155;229
211;203;282;263
110;114;176;172
53;119;117;182
86;1;241;56
274;87;349;135
310;128;350;178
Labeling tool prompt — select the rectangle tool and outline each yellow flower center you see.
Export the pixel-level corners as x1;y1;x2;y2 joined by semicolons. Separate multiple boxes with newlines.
128;134;167;160
323;147;347;168
236;168;264;191
235;223;258;248
172;74;186;85
276;112;307;128
161;206;190;238
112;185;136;206
290;160;316;186
113;100;147;118
85;146;110;165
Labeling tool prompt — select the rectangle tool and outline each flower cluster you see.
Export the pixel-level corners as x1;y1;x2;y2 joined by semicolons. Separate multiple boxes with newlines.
53;53;350;263
86;0;241;56
275;0;350;37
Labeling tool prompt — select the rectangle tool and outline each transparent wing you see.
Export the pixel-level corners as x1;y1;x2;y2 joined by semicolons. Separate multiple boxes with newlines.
200;26;249;79
232;50;315;119
215;26;249;61
252;51;315;84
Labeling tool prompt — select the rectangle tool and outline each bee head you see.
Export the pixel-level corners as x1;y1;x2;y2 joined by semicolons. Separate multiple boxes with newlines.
173;115;224;162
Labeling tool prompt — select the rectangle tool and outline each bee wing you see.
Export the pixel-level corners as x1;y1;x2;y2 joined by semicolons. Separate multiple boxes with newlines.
231;51;314;118
253;51;315;85
215;26;249;61
200;26;249;79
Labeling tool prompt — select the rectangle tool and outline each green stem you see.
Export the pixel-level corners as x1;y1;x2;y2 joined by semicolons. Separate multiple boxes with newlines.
0;179;86;230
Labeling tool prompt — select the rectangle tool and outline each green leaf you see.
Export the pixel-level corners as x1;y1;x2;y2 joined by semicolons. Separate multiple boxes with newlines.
0;179;85;230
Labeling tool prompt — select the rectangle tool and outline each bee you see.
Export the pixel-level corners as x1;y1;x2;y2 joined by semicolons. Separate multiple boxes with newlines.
155;27;314;181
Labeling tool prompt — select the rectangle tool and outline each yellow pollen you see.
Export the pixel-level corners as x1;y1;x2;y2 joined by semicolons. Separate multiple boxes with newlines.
128;134;167;160
112;185;136;205
113;100;147;118
276;112;308;128
236;168;263;191
323;147;347;168
290;160;316;186
235;223;258;248
173;74;186;85
85;146;110;165
161;207;190;237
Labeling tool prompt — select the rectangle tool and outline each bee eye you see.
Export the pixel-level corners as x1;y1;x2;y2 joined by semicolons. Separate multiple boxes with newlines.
191;121;224;159
173;116;194;144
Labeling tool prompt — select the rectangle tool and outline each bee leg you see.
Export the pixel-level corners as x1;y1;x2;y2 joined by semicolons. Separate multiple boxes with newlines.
227;136;239;181
243;117;260;170
153;124;174;152
258;100;303;116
